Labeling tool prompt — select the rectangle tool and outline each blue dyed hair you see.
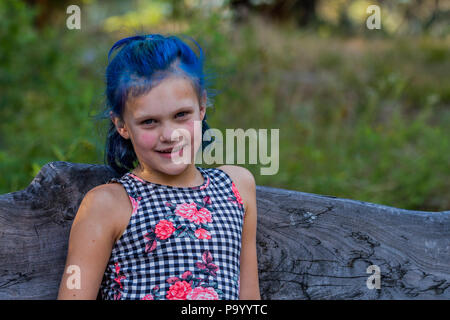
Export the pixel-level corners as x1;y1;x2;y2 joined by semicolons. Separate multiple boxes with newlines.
103;34;214;174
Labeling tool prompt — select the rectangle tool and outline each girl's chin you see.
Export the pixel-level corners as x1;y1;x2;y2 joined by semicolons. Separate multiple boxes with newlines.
152;155;194;172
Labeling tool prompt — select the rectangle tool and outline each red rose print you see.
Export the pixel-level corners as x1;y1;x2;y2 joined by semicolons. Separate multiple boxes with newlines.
113;262;126;289
196;207;212;224
194;228;211;240
114;262;120;275
129;195;139;215
203;195;212;205
181;270;192;279
195;250;219;277
162;251;223;300
166;281;192;300
174;202;196;220
175;202;212;225
232;182;244;205
154;220;175;240
187;287;219;300
166;276;180;284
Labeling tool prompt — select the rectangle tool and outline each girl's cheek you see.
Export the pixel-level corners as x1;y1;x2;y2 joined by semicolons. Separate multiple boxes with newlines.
187;119;203;153
184;121;193;139
137;132;158;149
185;120;200;141
172;121;196;144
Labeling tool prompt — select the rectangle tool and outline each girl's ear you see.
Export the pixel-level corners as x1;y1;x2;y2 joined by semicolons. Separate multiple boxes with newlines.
110;111;130;140
200;90;207;121
200;105;206;122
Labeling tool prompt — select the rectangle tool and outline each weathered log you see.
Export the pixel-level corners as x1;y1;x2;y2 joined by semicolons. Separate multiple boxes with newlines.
0;161;448;299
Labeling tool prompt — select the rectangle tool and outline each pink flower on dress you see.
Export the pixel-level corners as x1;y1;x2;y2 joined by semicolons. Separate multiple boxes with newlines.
231;182;244;205
114;275;126;289
197;207;212;223
195;250;219;277
187;287;219;300
199;176;210;190
203;195;212;205
166;281;192;300
141;294;154;300
144;232;157;252
238;277;241;294
175;202;212;225
154;220;175;240
174;202;197;219
114;262;120;274
129;173;145;183
129;196;139;215
113;262;126;290
194;228;211;240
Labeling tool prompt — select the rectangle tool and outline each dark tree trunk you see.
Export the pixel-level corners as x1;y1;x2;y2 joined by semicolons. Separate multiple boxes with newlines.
230;0;318;26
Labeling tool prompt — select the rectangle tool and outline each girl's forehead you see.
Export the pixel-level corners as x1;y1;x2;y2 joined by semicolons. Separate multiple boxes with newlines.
126;77;199;117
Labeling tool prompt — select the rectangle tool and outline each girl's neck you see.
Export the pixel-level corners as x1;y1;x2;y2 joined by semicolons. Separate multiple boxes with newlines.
131;164;204;188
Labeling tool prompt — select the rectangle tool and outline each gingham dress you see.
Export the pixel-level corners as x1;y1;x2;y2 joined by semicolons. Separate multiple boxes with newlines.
100;166;245;300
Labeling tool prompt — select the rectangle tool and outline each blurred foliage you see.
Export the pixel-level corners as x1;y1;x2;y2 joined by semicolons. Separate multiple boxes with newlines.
103;1;170;33
0;0;105;192
0;0;449;211
231;0;450;36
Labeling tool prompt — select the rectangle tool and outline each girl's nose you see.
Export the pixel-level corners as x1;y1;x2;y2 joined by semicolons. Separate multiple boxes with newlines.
160;124;183;143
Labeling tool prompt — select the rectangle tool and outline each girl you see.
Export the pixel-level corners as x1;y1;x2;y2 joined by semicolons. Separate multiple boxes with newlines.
57;34;260;300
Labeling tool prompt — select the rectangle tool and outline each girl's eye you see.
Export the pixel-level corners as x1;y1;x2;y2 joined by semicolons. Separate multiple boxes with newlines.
176;111;188;118
142;119;155;125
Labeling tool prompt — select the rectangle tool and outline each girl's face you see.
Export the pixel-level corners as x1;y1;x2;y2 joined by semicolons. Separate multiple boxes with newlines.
113;76;206;176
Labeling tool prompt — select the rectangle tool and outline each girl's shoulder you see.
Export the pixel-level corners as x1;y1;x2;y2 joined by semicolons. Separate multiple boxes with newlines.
216;165;256;188
85;182;131;207
216;165;256;213
78;183;133;242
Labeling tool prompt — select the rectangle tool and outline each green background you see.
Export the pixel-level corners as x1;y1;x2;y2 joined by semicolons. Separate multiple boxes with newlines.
0;0;448;211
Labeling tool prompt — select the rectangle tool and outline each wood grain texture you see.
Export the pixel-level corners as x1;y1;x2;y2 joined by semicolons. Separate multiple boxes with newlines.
0;161;449;299
256;187;450;299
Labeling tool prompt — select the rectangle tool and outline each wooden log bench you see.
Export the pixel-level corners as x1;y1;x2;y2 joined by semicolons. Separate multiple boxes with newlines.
0;161;449;299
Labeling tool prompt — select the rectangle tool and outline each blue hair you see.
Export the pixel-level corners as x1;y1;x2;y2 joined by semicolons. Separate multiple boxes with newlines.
103;34;215;174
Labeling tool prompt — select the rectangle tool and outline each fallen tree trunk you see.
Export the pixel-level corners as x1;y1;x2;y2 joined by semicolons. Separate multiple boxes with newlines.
0;161;448;299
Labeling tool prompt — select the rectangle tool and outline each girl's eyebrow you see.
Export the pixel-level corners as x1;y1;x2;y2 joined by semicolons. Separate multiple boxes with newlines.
135;106;195;121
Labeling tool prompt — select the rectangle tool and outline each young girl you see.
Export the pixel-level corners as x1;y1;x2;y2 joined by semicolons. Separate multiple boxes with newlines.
57;34;260;300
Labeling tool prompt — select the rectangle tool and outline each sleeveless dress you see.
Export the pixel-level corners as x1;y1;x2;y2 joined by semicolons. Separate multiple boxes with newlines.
100;166;245;300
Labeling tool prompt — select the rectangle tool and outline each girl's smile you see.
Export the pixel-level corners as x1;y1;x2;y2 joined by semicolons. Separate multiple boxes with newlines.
155;145;184;159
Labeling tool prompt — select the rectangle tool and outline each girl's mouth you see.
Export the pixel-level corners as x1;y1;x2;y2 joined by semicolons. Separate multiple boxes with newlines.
155;145;185;159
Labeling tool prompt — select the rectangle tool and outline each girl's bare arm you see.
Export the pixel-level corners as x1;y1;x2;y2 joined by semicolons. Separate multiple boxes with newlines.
219;165;261;300
57;184;131;300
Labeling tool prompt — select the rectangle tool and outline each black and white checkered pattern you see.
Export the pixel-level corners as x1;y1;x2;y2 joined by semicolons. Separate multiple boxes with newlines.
100;166;245;300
